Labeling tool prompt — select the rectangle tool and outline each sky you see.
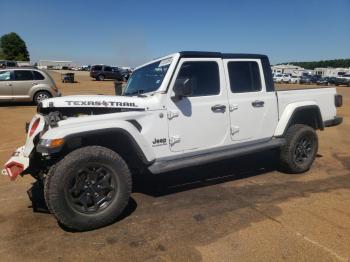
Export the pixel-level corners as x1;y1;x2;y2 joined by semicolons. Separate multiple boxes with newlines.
2;0;350;67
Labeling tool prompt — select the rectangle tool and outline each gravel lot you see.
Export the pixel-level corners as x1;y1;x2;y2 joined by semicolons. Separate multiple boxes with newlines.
0;71;349;261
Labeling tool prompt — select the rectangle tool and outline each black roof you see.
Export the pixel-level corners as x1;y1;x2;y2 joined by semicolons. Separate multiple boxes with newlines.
179;51;267;59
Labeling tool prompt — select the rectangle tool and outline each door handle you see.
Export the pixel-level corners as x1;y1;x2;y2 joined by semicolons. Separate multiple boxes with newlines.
211;104;226;111
6;83;12;86
252;100;264;107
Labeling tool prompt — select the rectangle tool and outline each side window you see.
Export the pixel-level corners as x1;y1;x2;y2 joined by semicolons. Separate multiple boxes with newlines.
176;61;220;97
92;65;102;71
0;71;11;81
33;71;45;80
228;61;262;93
14;70;33;81
7;62;16;67
104;66;112;72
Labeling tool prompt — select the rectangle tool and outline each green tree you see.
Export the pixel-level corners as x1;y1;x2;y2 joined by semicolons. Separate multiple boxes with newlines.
0;32;30;61
285;59;350;69
0;47;4;59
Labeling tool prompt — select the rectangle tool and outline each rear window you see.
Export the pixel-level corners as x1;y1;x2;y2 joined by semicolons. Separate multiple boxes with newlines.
0;71;11;81
33;71;45;80
228;61;262;93
104;66;112;72
92;65;102;71
14;70;33;81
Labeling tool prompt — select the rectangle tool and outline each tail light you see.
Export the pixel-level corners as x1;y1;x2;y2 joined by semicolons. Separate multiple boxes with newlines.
335;94;342;107
29;118;40;137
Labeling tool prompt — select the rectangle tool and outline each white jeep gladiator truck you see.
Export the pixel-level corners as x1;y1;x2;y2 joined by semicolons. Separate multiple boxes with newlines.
3;51;343;230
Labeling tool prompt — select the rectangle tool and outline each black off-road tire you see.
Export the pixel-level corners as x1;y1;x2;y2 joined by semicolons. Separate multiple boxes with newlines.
279;124;318;173
44;164;57;214
97;74;105;81
44;146;132;231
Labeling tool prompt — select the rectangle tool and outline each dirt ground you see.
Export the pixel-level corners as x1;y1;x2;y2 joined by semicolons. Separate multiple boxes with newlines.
0;71;349;262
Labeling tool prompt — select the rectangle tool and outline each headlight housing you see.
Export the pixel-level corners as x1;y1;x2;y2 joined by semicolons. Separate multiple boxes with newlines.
39;138;64;148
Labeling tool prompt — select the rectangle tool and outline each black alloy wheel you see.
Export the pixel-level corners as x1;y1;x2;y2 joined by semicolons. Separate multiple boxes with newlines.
66;164;116;214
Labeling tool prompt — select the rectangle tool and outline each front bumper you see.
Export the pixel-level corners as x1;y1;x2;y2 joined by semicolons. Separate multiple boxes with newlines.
2;146;30;180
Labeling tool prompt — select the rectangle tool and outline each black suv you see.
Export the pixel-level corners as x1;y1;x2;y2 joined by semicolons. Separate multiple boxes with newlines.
0;60;18;68
90;65;125;81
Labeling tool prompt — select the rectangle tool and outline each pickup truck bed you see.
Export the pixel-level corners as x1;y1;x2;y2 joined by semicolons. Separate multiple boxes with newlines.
275;87;338;136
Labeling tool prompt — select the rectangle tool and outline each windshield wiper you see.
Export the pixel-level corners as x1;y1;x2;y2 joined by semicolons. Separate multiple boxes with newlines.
124;90;147;97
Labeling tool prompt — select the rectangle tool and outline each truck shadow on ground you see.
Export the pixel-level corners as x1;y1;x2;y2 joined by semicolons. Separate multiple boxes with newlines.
27;150;280;221
134;150;281;197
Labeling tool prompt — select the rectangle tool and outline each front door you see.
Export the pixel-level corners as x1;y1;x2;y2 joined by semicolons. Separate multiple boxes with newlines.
0;70;13;101
224;59;278;142
167;58;230;152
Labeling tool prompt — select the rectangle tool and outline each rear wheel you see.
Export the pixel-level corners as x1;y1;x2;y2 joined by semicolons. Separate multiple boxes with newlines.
34;91;51;104
97;74;105;81
45;146;132;231
280;124;318;173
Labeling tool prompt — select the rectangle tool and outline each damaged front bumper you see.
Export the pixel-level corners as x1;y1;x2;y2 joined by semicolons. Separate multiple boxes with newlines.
2;146;30;180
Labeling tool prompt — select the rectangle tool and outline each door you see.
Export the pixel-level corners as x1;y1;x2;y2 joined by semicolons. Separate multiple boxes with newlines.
0;70;13;100
167;58;230;152
104;66;114;79
224;59;278;142
12;70;34;98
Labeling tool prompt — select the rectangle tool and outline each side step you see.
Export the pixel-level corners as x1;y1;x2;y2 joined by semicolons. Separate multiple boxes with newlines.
148;138;285;174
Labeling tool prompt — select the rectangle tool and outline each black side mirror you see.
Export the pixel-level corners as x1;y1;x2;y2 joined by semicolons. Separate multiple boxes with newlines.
173;77;194;100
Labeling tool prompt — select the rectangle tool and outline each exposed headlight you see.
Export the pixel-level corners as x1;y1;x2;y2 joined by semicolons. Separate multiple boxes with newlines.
39;138;64;148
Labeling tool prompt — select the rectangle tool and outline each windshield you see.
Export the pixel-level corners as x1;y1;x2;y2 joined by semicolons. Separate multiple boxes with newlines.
124;58;172;96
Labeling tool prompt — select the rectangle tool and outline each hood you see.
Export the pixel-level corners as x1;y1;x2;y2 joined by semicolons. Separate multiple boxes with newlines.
37;95;163;121
40;95;149;110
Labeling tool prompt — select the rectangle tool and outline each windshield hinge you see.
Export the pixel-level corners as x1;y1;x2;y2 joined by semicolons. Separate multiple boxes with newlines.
167;110;179;120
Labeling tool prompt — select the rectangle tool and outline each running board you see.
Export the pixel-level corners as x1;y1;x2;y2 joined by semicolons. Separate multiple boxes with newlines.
148;138;285;174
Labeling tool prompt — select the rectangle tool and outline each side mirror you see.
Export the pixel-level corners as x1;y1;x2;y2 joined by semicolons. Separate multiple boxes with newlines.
173;78;194;100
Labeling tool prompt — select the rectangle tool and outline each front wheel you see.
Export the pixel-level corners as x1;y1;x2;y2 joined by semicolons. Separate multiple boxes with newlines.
44;146;132;231
279;124;318;173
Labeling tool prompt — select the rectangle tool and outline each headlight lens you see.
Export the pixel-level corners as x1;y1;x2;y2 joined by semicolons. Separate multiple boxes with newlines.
39;138;64;148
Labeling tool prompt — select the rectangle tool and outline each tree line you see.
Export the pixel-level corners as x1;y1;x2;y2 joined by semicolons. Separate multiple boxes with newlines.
0;32;30;61
283;59;350;70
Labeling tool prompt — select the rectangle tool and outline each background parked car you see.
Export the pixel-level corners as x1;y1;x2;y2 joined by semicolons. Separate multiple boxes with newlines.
334;77;350;87
0;60;18;68
299;75;322;84
90;65;125;81
316;76;337;86
290;75;300;84
0;68;60;104
273;73;291;83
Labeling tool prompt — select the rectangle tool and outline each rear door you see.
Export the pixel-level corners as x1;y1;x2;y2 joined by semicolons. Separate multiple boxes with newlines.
104;66;114;79
167;58;230;152
0;70;13;101
12;70;34;98
224;59;278;142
